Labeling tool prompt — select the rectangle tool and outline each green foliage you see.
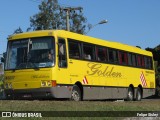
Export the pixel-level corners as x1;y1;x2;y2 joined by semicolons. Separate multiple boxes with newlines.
1;100;160;111
69;11;87;34
30;0;61;30
13;0;89;34
0;75;3;82
13;27;23;34
30;0;88;34
146;46;160;66
146;46;160;96
0;63;4;89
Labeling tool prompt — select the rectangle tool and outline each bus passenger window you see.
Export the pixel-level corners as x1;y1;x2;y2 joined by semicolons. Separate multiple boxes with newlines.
132;54;137;66
108;49;118;63
68;41;81;59
96;47;106;62
141;56;145;68
119;51;128;65
137;55;142;67
148;58;153;69
83;44;95;61
137;55;145;68
58;38;67;68
128;53;132;66
145;57;153;69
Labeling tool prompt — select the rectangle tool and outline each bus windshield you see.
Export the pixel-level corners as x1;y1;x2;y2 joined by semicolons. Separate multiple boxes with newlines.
5;37;55;70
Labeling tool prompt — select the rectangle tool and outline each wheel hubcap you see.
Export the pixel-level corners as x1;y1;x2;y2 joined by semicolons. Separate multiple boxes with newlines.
72;91;80;101
137;91;141;100
128;91;133;100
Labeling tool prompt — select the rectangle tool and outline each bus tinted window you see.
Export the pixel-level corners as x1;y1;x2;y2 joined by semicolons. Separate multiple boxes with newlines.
128;53;132;66
108;49;118;63
145;57;153;69
83;43;95;60
132;54;137;66
137;55;145;68
119;51;128;65
141;56;145;68
96;47;107;62
68;41;81;59
137;55;142;67
149;58;153;69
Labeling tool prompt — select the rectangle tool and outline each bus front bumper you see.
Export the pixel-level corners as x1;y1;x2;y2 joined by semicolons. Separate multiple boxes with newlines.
4;86;72;100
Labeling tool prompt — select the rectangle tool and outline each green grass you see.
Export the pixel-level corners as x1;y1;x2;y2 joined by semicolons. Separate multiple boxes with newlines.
0;100;160;120
0;100;160;111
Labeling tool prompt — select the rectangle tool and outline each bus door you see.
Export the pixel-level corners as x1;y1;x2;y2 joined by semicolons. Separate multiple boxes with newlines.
67;40;82;82
57;38;69;84
57;38;71;98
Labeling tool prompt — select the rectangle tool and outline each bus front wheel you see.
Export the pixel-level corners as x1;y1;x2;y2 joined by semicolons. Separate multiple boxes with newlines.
71;85;82;101
127;87;134;101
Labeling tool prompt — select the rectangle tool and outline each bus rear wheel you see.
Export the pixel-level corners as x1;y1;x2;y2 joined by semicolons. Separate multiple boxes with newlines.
136;87;142;101
71;85;82;101
127;87;134;101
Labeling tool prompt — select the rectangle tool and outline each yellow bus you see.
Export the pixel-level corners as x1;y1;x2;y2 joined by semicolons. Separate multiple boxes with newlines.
3;30;155;101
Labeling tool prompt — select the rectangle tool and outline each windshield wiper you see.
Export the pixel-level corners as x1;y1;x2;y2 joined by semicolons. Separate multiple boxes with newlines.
26;39;39;70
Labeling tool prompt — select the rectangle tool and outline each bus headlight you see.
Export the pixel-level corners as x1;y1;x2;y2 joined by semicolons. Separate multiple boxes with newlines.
41;81;46;87
41;80;56;87
47;81;52;87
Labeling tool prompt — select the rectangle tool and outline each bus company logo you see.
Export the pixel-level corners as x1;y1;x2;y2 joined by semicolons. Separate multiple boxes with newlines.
31;75;49;79
82;76;88;84
2;112;11;117
140;72;147;87
86;63;122;78
2;112;42;118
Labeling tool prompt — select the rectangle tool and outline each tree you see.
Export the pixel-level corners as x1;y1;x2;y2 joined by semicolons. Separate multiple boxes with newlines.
69;10;87;34
146;45;160;97
146;46;160;65
30;0;88;34
13;27;23;34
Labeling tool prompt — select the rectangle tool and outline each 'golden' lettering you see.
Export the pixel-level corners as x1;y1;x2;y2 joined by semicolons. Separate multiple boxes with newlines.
87;63;122;78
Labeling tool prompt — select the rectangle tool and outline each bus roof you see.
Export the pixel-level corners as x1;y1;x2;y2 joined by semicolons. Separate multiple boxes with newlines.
8;30;152;56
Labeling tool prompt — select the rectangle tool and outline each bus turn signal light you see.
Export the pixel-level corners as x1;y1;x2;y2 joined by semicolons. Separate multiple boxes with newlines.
52;80;57;87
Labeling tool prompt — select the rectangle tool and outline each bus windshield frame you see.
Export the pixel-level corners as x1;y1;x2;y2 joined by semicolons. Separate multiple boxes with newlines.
5;36;55;70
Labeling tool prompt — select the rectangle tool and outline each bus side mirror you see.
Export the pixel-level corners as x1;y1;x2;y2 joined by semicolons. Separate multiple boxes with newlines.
1;52;6;63
1;57;4;63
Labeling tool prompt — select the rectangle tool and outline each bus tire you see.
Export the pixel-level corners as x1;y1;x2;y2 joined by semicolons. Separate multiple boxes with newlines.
127;87;134;101
136;87;142;101
71;85;82;101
